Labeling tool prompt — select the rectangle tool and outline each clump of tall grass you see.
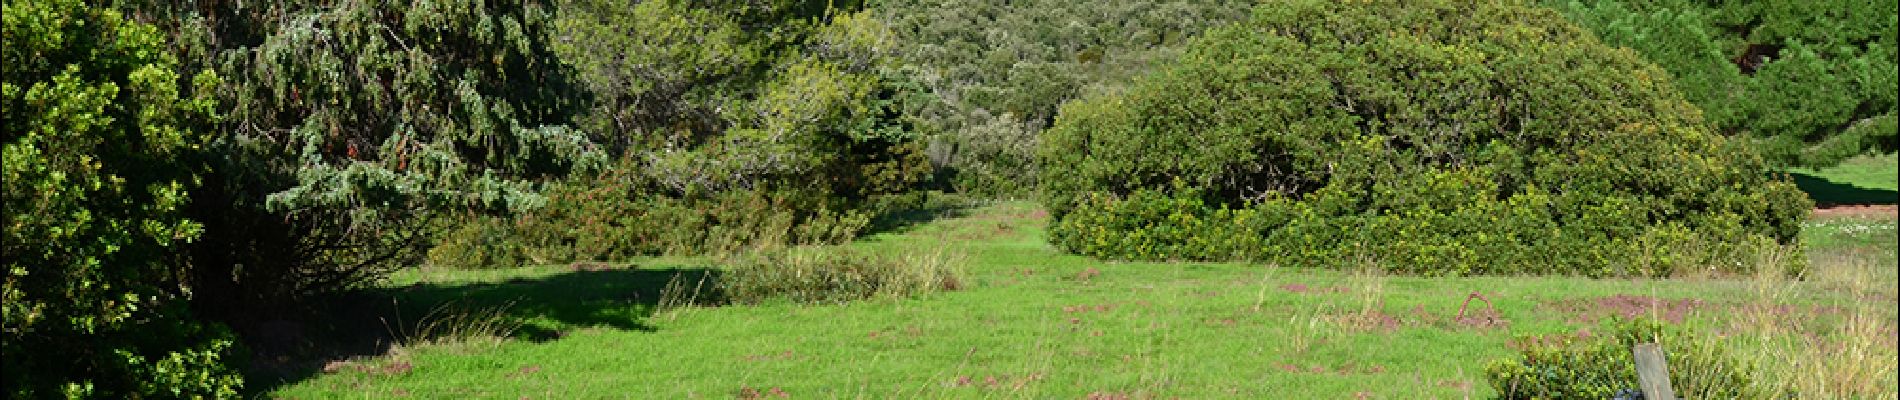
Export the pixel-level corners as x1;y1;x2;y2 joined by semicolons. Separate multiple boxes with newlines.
386;299;523;349
718;247;965;305
1487;235;1900;399
1734;242;1899;398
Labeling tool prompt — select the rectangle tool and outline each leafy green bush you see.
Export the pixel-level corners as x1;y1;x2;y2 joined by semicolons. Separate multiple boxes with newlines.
1049;183;1267;262
1039;0;1810;276
1543;0;1899;167
1486;318;1767;399
512;178;878;263
2;0;242;396
718;247;963;305
425;215;530;270
423;2;937;267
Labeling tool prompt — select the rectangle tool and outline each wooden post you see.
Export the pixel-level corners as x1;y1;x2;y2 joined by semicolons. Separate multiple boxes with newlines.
1632;343;1677;400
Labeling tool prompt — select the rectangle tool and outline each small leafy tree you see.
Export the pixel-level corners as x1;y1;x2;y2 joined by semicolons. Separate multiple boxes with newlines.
462;0;936;264
2;0;242;396
1040;0;1810;276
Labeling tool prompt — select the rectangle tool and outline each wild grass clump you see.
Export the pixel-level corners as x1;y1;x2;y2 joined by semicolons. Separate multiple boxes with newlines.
1489;232;1900;400
388;300;524;349
718;247;964;305
1734;239;1899;398
1485;318;1765;399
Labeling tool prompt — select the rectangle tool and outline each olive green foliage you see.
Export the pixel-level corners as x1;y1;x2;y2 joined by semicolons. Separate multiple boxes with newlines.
1545;0;1899;167
1486;318;1764;399
1040;0;1810;276
1;0;242;396
718;247;963;305
874;0;1252;196
553;0;929;199
428;169;882;268
429;0;936;267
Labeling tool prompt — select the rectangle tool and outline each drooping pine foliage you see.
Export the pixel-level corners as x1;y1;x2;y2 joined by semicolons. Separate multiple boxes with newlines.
132;0;605;314
2;0;242;396
1040;0;1811;276
1545;0;1899;167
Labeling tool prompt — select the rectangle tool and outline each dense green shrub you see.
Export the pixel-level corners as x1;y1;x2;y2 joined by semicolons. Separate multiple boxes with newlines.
426;1;936;266
431;173;883;268
874;0;1254;196
1486;318;1766;399
2;0;243;396
1544;0;1899;167
425;215;530;270
1039;0;1810;276
718;247;963;305
1050;183;1268;262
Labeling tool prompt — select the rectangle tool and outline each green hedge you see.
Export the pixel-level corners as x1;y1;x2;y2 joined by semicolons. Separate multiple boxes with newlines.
1039;0;1809;276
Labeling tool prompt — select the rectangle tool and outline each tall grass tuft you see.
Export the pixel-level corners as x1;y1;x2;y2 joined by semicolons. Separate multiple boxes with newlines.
389;300;524;349
655;270;720;321
718;247;966;305
1735;239;1899;398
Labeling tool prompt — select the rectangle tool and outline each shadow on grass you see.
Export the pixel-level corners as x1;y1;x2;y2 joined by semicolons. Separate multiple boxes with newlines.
1790;171;1899;206
859;195;975;237
240;265;718;394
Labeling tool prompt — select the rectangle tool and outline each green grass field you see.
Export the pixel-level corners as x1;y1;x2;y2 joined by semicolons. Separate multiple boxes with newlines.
266;195;1898;398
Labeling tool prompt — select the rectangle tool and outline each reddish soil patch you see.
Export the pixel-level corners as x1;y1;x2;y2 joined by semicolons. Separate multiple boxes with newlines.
1279;283;1350;294
1546;295;1705;324
1812;204;1899;218
1335;311;1405;333
1061;303;1119;313
1275;362;1386;375
736;386;789;399
1075;267;1101;282
949;373;1047;390
1454;307;1510;329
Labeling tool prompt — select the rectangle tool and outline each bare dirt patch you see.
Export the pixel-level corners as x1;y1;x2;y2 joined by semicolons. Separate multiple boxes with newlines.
1545;294;1705;324
1278;283;1349;294
1813;204;1898;218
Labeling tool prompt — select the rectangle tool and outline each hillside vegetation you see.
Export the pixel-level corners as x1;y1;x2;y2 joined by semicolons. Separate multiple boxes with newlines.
2;0;1892;396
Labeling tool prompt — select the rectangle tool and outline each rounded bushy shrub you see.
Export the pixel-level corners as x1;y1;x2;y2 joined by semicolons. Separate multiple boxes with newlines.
1039;0;1810;276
